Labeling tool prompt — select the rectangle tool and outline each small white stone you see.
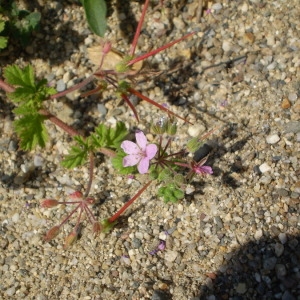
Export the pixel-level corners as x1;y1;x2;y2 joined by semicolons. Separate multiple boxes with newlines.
222;40;232;52
164;250;178;262
12;213;20;223
212;3;222;12
173;17;185;30
56;79;66;92
266;134;280;144
240;2;248;12
278;232;287;244
33;155;44;167
288;93;297;102
259;163;271;173
254;229;263;239
188;124;205;137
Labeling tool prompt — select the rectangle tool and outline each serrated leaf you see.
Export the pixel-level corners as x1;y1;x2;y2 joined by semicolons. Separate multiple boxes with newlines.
0;36;8;49
91;122;128;149
61;136;89;169
14;114;48;150
111;152;136;175
82;0;107;37
8;86;36;102
0;20;5;32
25;12;41;29
4;65;35;87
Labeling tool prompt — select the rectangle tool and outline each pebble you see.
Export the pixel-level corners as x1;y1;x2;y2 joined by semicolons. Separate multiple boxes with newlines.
259;163;271;173
172;17;185;30
212;3;222;12
56;79;66;92
278;233;287;244
188;124;206;137
274;243;284;257
164;250;178;262
263;257;277;270
266;134;280;144
277;188;289;197
235;282;247;294
288;93;298;102
284;121;300;133
281;98;291;109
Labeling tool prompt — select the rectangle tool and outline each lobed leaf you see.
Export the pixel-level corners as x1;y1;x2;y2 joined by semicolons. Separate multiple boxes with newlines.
91;122;128;149
61;136;89;169
14;113;48;150
4;65;35;87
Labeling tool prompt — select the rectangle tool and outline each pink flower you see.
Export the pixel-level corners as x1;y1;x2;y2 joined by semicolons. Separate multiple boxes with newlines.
121;131;158;174
193;165;213;175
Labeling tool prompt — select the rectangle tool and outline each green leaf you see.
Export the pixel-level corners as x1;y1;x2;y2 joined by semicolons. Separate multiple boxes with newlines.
14;113;48;150
0;36;8;49
61;136;89;169
158;184;185;203
91;122;128;149
25;12;40;30
4;65;35;87
0;20;5;32
82;0;107;37
111;152;136;175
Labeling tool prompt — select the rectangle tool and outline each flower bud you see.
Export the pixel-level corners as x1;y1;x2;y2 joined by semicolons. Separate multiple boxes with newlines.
92;222;102;236
102;41;112;54
63;230;78;249
69;191;83;200
166;121;177;135
44;225;60;242
41;199;59;208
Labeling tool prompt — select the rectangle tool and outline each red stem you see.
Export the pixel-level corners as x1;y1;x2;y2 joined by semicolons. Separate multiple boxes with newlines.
121;93;139;121
127;32;195;67
108;180;152;223
129;0;151;56
128;87;191;124
0;79;15;93
50;75;95;100
39;109;80;137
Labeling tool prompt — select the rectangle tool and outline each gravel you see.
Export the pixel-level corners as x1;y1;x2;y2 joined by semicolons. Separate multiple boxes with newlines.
0;0;299;299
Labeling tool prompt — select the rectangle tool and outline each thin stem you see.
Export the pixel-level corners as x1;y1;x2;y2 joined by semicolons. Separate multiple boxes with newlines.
74;206;84;230
129;0;151;56
121;93;139;121
128;87;191;124
127;32;195;67
108;181;152;223
60;203;81;227
0;79;15;93
50;75;95;100
84;151;94;197
98;147;116;158
39;109;81;137
84;204;96;223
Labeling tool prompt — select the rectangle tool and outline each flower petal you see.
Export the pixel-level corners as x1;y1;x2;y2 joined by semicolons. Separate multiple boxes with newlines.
123;154;140;167
145;144;158;159
198;166;213;174
137;157;150;174
121;140;140;154
135;131;147;150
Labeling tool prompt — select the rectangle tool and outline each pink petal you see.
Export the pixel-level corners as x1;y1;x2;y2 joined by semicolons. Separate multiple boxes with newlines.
123;154;141;167
137;158;150;174
199;166;213;174
145;144;158;160
135;131;147;150
121;140;140;154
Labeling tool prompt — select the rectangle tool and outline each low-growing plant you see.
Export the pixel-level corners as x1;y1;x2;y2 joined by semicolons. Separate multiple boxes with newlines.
0;0;215;247
0;0;41;48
